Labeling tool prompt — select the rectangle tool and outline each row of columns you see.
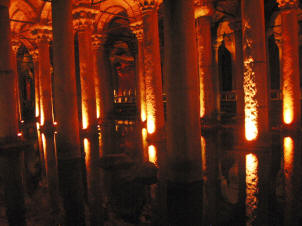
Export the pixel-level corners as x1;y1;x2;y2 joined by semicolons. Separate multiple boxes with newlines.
1;0;301;225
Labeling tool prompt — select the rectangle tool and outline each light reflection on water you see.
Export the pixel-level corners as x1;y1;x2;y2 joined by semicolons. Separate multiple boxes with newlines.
246;153;259;226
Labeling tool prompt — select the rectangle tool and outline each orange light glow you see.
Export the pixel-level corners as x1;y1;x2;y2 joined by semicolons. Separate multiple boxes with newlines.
96;104;100;119
201;136;206;172
141;109;146;122
40;109;45;126
17;132;22;137
41;133;47;157
283;137;294;179
246;153;259;226
82;105;88;129
243;57;258;141
36;122;40;130
148;145;157;165
84;138;91;166
147;117;155;134
35;104;40;117
53;121;57;125
283;87;294;124
200;72;205;118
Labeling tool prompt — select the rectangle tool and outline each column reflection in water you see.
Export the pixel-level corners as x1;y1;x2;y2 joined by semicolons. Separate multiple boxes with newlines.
148;145;157;165
83;136;103;225
282;136;300;226
41;132;60;215
245;153;258;226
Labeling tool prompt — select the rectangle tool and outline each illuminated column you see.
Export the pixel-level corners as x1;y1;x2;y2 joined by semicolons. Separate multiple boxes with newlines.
31;25;60;213
277;0;300;130
73;6;98;133
29;48;40;120
195;1;217;122
51;0;85;224
11;40;22;125
164;0;202;225
241;0;269;142
230;20;245;143
0;3;26;225
31;25;53;129
91;34;114;156
140;0;165;162
130;21;147;161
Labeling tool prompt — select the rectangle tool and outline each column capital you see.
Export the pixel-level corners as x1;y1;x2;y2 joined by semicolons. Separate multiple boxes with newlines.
29;48;39;62
130;21;144;41
139;0;163;14
91;34;106;50
72;7;98;31
194;0;214;18
276;0;298;9
30;24;52;43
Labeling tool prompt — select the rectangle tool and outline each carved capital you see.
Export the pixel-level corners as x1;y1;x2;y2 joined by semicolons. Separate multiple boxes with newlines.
29;48;39;62
73;7;98;31
139;0;163;14
276;0;298;9
194;0;214;18
30;24;52;43
130;21;144;41
91;34;106;50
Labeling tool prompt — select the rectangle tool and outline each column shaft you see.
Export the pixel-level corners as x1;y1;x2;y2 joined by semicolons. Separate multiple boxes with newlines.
280;8;300;130
51;0;81;158
142;7;165;154
241;0;269;142
78;29;97;131
51;0;85;224
196;16;217;122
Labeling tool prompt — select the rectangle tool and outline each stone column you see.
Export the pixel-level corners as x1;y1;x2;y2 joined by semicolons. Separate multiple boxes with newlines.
0;3;26;226
31;25;60;215
277;0;300;131
230;19;245;143
51;0;85;224
164;0;202;225
73;6;98;133
195;1;217;124
140;0;165;167
91;34;114;156
130;21;147;161
241;0;269;143
11;40;22;125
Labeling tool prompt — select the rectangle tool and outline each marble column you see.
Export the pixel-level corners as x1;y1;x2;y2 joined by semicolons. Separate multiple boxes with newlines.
241;0;269;144
277;0;300;131
140;0;165;168
130;21;147;161
164;0;202;225
51;0;85;224
0;3;26;225
91;34;114;156
73;6;98;134
31;25;60;215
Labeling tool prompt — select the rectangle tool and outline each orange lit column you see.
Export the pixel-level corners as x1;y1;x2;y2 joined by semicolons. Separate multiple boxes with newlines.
31;25;60;213
277;0;300;131
195;1;217;123
0;3;26;226
164;0;202;225
241;0;269;143
51;0;85;224
73;6;98;134
130;21;147;161
92;34;114;156
230;20;245;143
140;1;165;164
